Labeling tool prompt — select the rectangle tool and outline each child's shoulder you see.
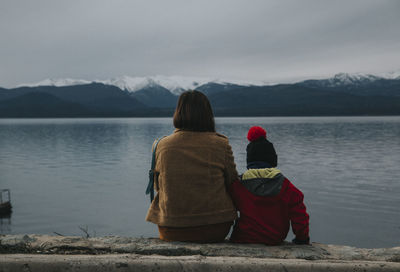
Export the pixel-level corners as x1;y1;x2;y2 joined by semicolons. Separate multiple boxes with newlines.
240;168;285;197
242;168;282;180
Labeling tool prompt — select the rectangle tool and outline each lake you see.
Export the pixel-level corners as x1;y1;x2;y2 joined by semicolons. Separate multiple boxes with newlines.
0;116;399;248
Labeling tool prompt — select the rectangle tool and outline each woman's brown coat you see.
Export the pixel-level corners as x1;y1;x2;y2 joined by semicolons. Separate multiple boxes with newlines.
146;129;238;227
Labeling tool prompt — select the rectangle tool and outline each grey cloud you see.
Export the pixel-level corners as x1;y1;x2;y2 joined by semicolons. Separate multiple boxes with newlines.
0;0;399;87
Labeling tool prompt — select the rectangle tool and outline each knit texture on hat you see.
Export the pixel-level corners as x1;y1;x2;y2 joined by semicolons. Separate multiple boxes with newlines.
246;138;278;167
247;126;267;142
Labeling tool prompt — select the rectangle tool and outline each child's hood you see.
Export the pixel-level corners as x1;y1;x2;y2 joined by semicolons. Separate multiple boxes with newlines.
240;168;285;197
242;168;281;180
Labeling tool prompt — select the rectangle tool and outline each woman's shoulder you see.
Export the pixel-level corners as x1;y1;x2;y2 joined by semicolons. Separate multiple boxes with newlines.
215;132;228;139
205;132;229;143
159;130;230;145
214;133;230;145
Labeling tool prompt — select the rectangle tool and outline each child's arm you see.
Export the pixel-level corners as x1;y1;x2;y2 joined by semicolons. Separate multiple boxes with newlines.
287;182;310;244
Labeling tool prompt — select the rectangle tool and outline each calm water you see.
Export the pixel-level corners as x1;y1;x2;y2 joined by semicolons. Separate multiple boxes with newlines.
0;117;399;248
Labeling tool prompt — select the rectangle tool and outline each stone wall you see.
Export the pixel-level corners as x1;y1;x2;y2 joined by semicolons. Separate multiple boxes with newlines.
0;235;399;272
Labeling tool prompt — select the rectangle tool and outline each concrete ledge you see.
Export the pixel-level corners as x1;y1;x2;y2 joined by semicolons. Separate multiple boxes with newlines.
1;235;399;271
1;254;400;272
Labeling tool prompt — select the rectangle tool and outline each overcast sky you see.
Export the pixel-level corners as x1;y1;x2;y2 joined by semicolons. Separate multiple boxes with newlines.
1;0;400;88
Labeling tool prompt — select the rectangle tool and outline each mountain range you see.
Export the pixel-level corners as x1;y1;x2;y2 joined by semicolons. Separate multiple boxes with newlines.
1;73;400;117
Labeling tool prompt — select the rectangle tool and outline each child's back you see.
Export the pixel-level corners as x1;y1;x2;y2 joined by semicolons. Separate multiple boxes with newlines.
230;126;310;245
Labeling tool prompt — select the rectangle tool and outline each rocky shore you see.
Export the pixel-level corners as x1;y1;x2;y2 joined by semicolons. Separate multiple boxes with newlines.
1;235;399;271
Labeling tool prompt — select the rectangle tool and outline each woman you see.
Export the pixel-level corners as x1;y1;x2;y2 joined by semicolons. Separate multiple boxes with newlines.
146;90;238;243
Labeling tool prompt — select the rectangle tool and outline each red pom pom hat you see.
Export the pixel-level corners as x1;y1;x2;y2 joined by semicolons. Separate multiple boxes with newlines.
247;126;267;142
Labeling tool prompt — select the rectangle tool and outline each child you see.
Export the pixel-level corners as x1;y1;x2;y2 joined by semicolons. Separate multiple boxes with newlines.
230;126;310;245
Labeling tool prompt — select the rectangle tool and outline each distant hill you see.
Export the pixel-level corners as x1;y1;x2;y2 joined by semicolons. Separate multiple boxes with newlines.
1;73;400;117
196;82;249;96
207;84;400;116
0;92;93;117
0;83;147;117
130;85;177;108
299;73;400;97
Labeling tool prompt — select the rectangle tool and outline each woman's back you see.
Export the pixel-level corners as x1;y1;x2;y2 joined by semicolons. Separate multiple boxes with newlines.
146;90;239;242
146;129;238;228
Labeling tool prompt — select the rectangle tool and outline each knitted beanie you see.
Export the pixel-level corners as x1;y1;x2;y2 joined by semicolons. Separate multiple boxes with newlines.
246;126;278;167
247;126;266;141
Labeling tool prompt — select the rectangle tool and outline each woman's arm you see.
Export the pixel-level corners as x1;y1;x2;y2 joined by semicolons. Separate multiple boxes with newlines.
224;140;239;188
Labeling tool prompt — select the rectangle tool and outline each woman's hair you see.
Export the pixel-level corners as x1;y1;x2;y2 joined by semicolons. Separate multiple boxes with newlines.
173;90;215;132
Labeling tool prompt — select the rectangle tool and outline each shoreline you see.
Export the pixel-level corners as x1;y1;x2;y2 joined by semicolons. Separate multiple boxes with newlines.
1;235;399;271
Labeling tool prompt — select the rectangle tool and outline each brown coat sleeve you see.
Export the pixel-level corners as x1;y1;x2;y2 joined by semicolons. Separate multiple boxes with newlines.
151;138;162;192
224;140;239;187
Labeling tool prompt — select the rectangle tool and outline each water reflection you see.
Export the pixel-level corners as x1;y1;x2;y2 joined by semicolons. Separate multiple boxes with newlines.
0;117;399;248
0;214;12;234
0;189;12;234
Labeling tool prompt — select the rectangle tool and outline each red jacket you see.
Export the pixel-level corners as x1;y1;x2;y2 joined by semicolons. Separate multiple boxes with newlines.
230;168;309;245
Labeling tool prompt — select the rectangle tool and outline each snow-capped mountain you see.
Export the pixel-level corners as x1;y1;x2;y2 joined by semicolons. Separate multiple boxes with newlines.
16;71;400;96
99;75;213;95
299;72;400;91
379;70;400;80
18;75;267;95
4;72;400;117
18;78;92;88
100;75;269;95
301;73;383;88
329;73;381;86
297;72;400;97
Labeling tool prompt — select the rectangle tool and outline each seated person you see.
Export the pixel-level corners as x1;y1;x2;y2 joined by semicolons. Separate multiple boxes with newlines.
230;126;310;245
